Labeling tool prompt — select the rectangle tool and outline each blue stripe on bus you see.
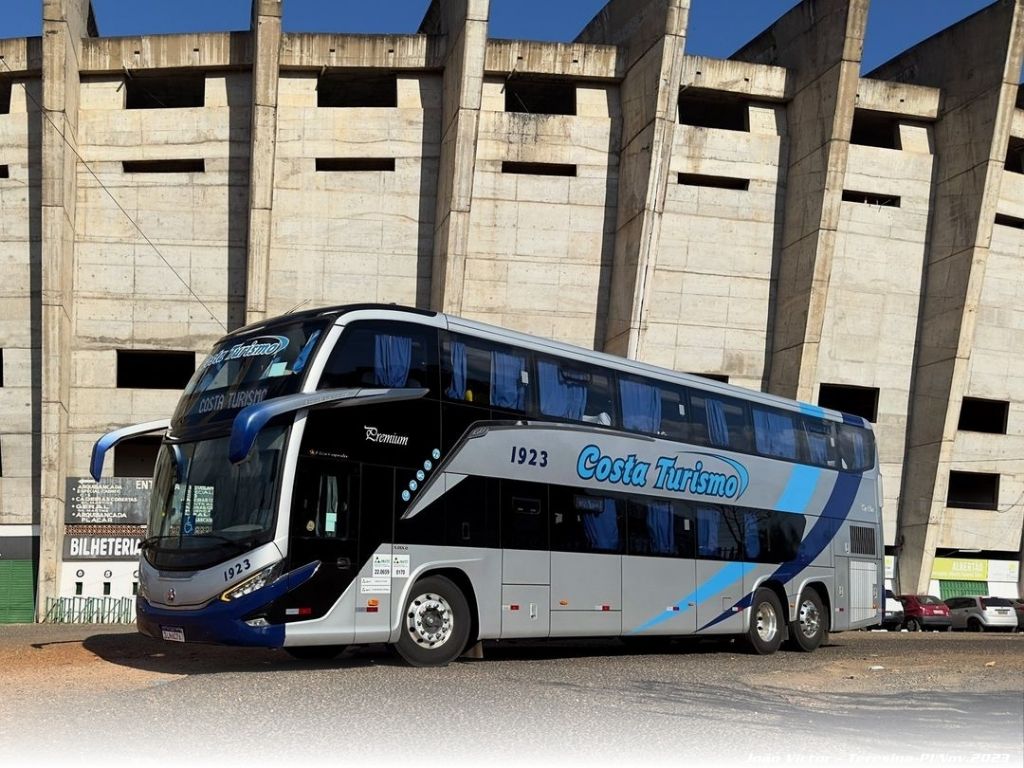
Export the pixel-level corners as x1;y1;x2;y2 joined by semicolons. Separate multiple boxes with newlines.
627;561;757;634
840;413;865;427
776;465;821;514
696;471;862;632
798;403;827;420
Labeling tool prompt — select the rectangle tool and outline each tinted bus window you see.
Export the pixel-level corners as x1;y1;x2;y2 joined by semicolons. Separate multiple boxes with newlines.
802;417;837;468
689;393;752;453
501;481;547;550
443;334;529;413
739;508;806;563
752;406;803;461
838;424;874;472
695;504;743;560
536;359;614;426
618;376;690;440
626;498;695;558
319;321;438;394
551;487;623;554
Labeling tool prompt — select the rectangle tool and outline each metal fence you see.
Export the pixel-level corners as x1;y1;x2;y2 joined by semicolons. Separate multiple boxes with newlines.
44;596;135;624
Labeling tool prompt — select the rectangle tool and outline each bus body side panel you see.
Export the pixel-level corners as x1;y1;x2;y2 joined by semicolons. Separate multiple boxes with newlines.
621;555;697;635
549;552;621;637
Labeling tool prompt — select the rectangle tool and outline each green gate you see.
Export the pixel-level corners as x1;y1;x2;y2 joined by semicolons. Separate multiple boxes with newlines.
939;579;989;600
0;559;36;623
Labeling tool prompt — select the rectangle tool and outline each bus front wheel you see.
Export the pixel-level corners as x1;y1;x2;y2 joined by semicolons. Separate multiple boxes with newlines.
744;588;784;655
786;588;828;652
395;575;471;667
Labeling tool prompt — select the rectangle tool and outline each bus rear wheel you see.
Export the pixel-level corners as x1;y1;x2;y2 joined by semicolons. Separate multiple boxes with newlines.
395;575;471;667
786;588;828;652
744;588;784;655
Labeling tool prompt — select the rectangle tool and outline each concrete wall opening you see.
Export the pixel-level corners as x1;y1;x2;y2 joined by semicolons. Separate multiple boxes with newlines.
0;79;11;114
504;79;577;115
946;471;1000;510
0;165;9;179
113;435;162;477
678;173;749;190
850;110;901;150
678;90;748;131
315;158;395;172
116;350;195;389
317;72;397;108
501;161;576;177
957;397;1009;434
818;383;879;423
125;74;205;109
1004;136;1024;173
688;373;729;383
122;159;205;174
994;212;1024;229
0;348;4;386
841;190;900;207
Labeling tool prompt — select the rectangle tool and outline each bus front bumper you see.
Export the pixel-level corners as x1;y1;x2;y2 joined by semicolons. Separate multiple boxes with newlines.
136;561;319;648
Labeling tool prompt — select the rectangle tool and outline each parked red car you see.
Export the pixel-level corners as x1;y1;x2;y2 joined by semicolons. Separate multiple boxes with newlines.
897;594;951;631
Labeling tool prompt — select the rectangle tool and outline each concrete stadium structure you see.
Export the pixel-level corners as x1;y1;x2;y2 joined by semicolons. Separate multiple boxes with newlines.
0;0;1022;622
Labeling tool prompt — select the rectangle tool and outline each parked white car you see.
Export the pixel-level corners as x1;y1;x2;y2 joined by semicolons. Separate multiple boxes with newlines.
944;596;1018;632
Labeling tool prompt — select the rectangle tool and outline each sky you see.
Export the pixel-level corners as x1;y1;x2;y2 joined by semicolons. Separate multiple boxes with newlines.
0;0;1000;74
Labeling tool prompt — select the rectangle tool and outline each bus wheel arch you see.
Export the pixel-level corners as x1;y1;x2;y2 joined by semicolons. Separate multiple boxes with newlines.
393;569;477;667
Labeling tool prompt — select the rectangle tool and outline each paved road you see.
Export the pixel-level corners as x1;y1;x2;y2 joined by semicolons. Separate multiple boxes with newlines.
0;626;1021;767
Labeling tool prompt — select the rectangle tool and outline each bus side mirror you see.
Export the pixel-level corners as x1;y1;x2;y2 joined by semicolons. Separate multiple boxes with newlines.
90;419;171;481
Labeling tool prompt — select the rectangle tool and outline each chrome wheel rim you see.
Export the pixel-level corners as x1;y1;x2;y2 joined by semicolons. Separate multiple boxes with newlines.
405;592;454;648
798;599;821;639
755;601;778;643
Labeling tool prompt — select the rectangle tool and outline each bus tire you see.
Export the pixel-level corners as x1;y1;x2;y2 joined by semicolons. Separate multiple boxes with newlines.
786;588;827;652
395;575;471;667
744;588;784;655
284;645;346;661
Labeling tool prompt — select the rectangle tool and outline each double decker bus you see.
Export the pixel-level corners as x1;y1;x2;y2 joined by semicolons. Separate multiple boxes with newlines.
92;305;882;666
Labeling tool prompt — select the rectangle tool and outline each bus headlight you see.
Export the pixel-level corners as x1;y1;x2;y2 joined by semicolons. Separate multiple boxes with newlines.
220;562;284;602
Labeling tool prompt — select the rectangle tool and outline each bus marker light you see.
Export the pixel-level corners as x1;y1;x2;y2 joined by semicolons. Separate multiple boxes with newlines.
284;607;312;617
667;606;680;612
597;604;611;612
367;599;379;607
366;605;379;613
559;600;569;606
510;604;520;611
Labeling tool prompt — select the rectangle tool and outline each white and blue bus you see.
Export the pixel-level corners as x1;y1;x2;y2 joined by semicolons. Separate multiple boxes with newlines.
92;305;883;666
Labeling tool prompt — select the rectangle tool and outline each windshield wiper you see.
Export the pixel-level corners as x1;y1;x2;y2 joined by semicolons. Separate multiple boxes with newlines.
141;532;254;554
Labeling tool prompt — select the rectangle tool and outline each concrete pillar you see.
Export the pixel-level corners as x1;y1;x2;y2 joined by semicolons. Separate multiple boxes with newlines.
37;0;94;620
244;0;283;325
731;0;869;401
577;0;689;358
868;0;1024;595
423;0;489;314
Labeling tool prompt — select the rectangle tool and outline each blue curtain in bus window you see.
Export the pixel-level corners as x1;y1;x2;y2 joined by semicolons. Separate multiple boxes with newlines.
291;330;321;374
490;351;525;410
582;497;619;551
373;334;412;387
705;398;730;448
647;501;673;554
805;423;831;466
849;428;868;468
697;506;719;556
753;407;799;459
538;361;587;420
446;340;467;399
744;510;761;560
620;380;661;433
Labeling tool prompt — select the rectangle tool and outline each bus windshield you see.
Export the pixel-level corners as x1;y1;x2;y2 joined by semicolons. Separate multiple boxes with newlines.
172;318;329;429
145;425;287;570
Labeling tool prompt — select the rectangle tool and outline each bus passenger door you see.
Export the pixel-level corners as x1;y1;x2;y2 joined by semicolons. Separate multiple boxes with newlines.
285;458;361;622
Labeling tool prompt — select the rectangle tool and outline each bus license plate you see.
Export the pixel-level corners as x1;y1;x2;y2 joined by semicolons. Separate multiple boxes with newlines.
161;626;185;643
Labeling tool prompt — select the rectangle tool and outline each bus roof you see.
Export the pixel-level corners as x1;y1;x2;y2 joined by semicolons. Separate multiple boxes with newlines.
223;303;869;430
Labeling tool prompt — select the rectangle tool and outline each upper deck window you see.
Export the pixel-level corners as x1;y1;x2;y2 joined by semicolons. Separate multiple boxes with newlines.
173;319;329;427
319;321;438;394
443;334;529;412
536;359;614;426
